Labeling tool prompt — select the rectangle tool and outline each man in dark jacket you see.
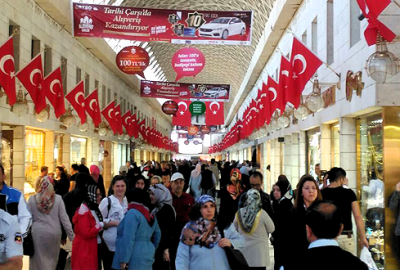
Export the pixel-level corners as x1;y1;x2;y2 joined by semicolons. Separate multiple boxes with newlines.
298;200;368;270
238;171;274;221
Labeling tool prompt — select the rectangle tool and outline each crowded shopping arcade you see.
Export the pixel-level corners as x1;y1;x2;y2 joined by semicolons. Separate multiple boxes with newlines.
1;0;400;269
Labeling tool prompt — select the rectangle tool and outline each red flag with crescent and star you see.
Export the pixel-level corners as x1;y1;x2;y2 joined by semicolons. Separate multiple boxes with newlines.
122;110;132;136
138;118;147;140
17;54;46;113
205;101;224;126
43;67;65;118
65;81;86;124
261;81;271;125
290;37;323;108
0;37;17;106
101;101;117;134
278;55;292;114
85;89;101;127
267;76;281;116
172;100;192;126
114;104;123;135
131;113;138;138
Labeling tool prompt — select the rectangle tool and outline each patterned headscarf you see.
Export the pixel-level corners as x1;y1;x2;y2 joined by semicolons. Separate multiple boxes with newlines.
86;185;103;222
149;184;175;217
238;189;262;233
180;195;221;249
35;176;55;214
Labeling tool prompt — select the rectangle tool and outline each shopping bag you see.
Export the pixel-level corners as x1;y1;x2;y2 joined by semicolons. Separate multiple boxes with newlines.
360;247;378;270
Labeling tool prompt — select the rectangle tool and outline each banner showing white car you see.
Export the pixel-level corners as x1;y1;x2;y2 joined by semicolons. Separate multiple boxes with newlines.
199;17;246;39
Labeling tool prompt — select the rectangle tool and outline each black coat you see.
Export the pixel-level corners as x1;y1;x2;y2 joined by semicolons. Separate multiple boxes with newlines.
54;175;70;197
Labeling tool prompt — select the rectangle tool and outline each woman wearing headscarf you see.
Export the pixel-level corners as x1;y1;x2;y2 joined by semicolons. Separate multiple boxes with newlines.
28;176;74;270
188;164;202;200
219;169;246;222
176;195;245;270
71;185;105;270
112;188;161;270
149;184;176;270
233;189;274;268
90;165;106;199
270;175;294;270
200;164;216;197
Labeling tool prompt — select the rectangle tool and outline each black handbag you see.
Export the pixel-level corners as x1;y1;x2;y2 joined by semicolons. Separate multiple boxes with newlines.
220;225;249;270
23;229;34;256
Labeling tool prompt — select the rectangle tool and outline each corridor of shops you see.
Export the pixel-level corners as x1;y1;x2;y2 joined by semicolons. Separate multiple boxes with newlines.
1;0;400;269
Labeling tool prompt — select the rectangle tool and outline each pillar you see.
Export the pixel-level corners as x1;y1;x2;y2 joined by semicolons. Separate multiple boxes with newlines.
299;131;307;177
104;141;112;192
284;135;292;182
86;138;93;166
339;118;357;189
320;124;332;171
13;126;25;191
44;131;55;172
91;138;100;166
62;134;71;170
291;133;300;186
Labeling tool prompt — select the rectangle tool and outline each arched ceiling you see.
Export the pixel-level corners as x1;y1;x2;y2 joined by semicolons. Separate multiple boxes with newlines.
120;0;277;125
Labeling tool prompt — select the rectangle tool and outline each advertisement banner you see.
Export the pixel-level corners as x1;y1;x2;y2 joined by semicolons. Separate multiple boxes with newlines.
172;47;205;81
140;80;230;101
72;3;253;45
116;46;149;77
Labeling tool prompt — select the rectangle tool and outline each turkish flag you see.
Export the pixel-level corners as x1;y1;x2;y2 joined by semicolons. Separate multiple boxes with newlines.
290;37;322;108
114;104;123;135
172;100;191;126
131;114;139;138
17;54;46;113
267;76;281;115
85;89;101;127
122;110;132;135
256;88;265;129
65;81;86;124
205;101;224;126
249;99;258;133
260;81;271;125
101;101;117;134
278;55;292;113
43;67;65;118
0;38;16;106
357;0;396;45
138;118;147;140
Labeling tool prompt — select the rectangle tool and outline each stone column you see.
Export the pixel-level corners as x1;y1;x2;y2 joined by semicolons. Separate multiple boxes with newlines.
284;135;292;182
320;124;332;171
44;131;55;172
299;131;307;177
339;117;357;189
291;133;300;186
91;138;100;166
104;141;112;192
86;138;93;166
62;134;71;170
13;126;25;191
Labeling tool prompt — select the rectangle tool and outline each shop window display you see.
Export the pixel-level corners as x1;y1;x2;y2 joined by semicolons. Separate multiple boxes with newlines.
25;130;45;192
70;136;87;165
358;114;384;269
307;128;321;178
53;134;63;170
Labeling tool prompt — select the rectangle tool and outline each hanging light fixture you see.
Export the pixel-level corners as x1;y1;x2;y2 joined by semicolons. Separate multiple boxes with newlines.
124;134;130;141
117;134;124;140
35;106;50;123
78;122;89;132
278;111;290;129
60;108;76;127
305;80;324;113
11;87;29;117
366;33;399;83
98;122;108;137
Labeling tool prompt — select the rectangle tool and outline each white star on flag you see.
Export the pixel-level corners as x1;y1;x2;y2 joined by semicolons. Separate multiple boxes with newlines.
213;111;217;115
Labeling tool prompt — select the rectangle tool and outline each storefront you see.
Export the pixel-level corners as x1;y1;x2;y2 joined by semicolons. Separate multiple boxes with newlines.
25;129;45;192
306;127;321;177
70;136;87;165
53;133;64;170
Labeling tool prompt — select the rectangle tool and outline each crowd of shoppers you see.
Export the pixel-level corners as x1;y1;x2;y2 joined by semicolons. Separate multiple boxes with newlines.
0;159;372;270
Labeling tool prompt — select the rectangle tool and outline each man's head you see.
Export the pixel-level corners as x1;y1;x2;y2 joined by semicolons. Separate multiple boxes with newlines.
211;158;216;165
328;167;346;184
161;171;171;187
40;166;49;177
250;171;263;191
126;161;131;168
0;164;5;184
305;200;343;243
81;157;86;165
315;163;321;177
71;164;80;175
171;172;185;195
119;166;128;176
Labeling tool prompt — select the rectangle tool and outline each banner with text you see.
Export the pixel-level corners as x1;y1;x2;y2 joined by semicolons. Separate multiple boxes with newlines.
73;3;253;45
140;80;230;101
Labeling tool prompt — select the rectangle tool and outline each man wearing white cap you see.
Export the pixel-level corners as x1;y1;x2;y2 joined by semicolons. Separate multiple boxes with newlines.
169;172;195;270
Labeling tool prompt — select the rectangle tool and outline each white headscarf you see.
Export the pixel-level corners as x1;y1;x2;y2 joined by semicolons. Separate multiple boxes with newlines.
191;164;202;178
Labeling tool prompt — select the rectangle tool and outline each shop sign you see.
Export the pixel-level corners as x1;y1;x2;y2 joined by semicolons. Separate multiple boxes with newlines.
322;85;336;108
161;100;179;115
187;125;199;135
73;3;253;46
189;101;206;116
140;80;230;101
116;46;149;77
172;48;205;81
345;70;364;102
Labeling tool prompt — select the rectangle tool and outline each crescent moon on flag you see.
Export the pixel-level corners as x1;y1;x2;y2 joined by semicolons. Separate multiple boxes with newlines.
269;87;277;102
0;55;14;75
30;69;42;86
108;108;114;119
75;92;84;105
125;116;131;125
260;93;267;98
292;54;307;75
115;111;120;116
178;101;188;111
50;79;61;95
281;70;289;77
141;123;145;130
89;99;97;111
210;101;220;111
